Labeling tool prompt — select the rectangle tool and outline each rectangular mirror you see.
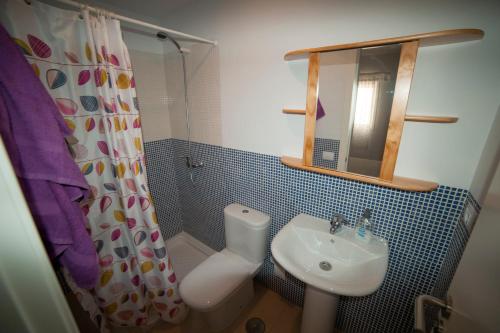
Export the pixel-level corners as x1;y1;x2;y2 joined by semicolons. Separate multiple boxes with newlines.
313;44;401;177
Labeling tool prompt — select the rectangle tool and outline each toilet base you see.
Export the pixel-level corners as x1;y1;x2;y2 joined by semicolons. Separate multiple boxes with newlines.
185;278;255;332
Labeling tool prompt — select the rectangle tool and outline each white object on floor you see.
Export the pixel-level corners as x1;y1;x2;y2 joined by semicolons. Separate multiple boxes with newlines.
179;203;271;332
166;232;215;281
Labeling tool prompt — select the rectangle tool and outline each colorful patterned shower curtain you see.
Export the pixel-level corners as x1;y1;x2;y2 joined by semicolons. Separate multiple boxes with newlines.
1;0;186;331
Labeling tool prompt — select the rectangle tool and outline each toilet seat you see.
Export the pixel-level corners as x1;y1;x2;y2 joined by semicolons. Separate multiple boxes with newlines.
179;249;261;311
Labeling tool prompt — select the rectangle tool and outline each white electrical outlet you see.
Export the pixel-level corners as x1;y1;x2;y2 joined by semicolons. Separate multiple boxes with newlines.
322;151;335;161
270;256;287;280
462;202;478;233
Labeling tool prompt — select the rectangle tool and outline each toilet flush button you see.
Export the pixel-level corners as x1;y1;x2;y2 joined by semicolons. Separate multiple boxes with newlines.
242;209;249;213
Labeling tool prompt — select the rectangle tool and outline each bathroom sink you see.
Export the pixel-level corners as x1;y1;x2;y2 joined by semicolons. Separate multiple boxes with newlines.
271;213;388;296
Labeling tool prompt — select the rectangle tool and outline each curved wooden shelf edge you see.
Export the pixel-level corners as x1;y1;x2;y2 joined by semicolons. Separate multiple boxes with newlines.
284;29;485;60
280;156;438;192
283;108;306;115
404;115;458;123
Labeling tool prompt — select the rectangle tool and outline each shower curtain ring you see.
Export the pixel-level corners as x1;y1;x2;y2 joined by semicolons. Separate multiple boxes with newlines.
79;5;87;19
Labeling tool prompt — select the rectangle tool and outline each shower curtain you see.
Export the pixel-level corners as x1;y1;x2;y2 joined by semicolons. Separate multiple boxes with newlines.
1;0;186;331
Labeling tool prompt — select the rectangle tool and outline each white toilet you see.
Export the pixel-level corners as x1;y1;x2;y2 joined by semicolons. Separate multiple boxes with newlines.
179;203;271;332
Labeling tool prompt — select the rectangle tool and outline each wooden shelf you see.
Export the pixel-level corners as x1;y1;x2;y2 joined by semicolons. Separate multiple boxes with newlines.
404;115;458;123
283;108;306;115
280;156;438;192
284;29;484;60
283;109;459;124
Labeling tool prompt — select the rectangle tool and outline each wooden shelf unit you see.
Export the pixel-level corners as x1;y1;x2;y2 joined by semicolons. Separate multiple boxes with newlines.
281;29;482;191
281;156;438;192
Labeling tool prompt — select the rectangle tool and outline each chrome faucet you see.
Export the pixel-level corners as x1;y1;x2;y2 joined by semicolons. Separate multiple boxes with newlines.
330;213;347;234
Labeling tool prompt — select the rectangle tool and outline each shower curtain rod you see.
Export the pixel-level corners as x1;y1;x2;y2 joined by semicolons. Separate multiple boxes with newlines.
48;0;218;45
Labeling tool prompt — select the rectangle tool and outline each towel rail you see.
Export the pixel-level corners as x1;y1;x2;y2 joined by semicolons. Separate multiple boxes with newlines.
414;295;453;333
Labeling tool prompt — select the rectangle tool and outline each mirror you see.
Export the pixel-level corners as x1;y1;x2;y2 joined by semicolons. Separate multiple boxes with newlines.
313;44;401;177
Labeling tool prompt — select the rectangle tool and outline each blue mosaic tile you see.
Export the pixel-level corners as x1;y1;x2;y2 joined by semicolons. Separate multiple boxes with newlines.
144;138;474;333
432;192;480;298
143;139;183;240
313;137;340;169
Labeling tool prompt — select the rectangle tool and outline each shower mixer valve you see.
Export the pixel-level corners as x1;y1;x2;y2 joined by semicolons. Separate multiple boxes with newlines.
184;156;204;169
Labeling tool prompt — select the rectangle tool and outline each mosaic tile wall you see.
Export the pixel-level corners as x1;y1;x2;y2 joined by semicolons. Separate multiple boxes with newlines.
143;139;183;240
313;137;340;169
145;138;474;333
432;192;480;298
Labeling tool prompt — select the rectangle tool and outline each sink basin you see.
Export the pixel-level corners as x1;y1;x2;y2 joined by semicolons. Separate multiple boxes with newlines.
271;213;388;296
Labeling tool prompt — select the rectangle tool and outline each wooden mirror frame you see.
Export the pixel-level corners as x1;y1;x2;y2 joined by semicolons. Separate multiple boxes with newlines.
303;41;419;181
281;29;484;192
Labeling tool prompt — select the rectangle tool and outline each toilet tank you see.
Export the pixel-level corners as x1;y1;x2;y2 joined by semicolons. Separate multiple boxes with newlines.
224;203;271;264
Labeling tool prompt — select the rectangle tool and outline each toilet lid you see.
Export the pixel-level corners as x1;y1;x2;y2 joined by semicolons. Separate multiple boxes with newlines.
179;251;256;311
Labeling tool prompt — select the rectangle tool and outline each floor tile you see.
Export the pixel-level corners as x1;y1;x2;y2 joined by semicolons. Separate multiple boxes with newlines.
149;283;302;333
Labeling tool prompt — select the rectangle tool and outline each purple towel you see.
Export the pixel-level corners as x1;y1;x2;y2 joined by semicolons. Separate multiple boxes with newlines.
316;98;326;120
0;24;98;288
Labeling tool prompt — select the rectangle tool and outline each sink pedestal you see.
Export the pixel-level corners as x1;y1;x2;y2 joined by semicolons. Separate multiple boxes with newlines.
301;285;339;333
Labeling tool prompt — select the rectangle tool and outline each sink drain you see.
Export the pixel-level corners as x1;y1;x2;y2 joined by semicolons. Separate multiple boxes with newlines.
245;317;266;333
319;261;332;271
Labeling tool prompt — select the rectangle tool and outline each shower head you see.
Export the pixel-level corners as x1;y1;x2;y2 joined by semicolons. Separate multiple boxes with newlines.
156;31;185;53
156;31;169;40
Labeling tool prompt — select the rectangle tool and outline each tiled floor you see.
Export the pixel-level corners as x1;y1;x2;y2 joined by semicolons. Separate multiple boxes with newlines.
151;283;302;333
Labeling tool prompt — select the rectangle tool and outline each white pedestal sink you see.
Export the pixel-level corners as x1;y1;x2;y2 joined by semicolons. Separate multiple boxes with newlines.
271;213;389;333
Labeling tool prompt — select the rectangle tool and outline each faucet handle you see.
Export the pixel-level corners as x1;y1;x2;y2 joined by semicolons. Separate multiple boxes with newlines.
331;213;347;226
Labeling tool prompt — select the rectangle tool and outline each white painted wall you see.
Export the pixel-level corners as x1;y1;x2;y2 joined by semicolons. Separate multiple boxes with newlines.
469;107;500;203
155;0;500;190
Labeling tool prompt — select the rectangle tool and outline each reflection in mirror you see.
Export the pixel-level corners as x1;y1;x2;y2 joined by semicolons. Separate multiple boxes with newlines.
313;44;401;177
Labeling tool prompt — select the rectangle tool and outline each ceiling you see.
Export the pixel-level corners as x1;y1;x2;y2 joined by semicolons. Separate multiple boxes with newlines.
85;0;195;21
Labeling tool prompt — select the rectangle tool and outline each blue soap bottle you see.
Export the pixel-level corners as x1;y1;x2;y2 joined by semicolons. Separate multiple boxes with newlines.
355;208;372;242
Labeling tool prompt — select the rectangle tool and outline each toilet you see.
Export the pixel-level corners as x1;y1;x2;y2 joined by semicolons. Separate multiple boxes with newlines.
179;203;271;332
